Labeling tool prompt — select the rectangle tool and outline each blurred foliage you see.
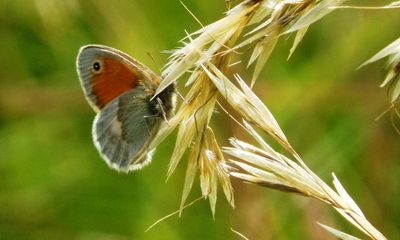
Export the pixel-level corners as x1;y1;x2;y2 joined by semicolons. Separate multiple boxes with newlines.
0;0;399;239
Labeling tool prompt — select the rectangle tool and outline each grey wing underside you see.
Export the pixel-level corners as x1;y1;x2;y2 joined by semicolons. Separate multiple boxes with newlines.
92;87;161;172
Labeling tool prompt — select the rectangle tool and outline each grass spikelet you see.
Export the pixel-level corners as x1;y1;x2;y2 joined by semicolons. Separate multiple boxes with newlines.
235;0;346;83
151;0;266;214
360;37;400;132
154;0;260;97
144;0;388;238
222;119;386;239
202;64;292;152
361;37;400;104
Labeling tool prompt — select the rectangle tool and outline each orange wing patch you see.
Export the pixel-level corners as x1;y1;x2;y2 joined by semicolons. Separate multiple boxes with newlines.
92;57;140;108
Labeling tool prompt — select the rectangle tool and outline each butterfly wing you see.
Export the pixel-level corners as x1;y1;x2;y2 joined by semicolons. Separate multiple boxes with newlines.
93;86;162;171
77;44;175;171
76;44;159;111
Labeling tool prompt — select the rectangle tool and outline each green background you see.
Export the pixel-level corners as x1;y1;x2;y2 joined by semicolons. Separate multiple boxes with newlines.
0;0;399;239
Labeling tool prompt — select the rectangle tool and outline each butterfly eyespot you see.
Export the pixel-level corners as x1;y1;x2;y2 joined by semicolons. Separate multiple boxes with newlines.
92;61;101;72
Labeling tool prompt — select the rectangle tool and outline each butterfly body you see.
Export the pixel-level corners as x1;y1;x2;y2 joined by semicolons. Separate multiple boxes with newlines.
76;45;175;172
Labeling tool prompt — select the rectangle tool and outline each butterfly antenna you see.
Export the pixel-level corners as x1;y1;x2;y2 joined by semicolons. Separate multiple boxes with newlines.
146;52;162;75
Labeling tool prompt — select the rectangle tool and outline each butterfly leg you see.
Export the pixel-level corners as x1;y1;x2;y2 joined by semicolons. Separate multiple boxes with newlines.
156;97;171;126
143;114;159;136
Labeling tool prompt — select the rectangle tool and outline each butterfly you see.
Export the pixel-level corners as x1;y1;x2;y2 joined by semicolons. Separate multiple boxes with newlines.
76;45;175;172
